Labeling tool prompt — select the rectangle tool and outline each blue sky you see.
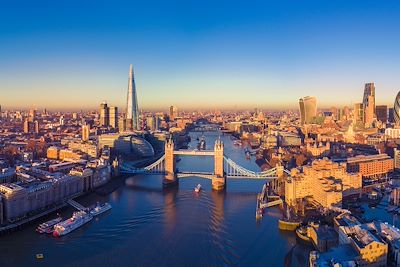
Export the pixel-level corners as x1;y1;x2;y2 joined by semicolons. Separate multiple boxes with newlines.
1;0;400;110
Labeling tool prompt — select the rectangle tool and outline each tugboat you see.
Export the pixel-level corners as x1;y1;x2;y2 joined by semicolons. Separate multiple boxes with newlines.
194;184;202;193
36;215;63;234
53;211;93;237
90;202;112;216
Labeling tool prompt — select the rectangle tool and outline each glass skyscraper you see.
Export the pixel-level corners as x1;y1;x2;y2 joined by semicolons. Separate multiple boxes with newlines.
126;64;139;130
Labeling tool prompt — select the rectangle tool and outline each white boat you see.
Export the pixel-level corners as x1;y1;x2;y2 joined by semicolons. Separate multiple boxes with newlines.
194;184;202;193
36;216;62;234
90;202;112;216
53;211;93;237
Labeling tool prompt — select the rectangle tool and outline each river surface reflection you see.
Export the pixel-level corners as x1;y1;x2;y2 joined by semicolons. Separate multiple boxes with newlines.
0;132;300;267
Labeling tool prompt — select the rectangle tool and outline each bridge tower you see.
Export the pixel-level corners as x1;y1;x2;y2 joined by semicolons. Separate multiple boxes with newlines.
163;138;178;187
212;138;226;191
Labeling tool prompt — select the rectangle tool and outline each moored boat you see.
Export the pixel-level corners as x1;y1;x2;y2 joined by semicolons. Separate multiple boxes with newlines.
90;202;112;216
36;215;63;234
53;211;93;237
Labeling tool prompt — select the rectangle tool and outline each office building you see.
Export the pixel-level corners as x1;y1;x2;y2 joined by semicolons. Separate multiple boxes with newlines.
394;91;400;124
126;64;139;130
82;124;90;141
353;103;364;123
169;106;178;121
99;102;109;127
389;107;395;123
109;106;118;128
363;83;375;126
299;96;317;125
375;105;387;123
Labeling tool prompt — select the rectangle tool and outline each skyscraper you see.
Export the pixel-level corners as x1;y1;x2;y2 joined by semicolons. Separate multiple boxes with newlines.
99;102;109;127
126;64;139;130
362;83;375;126
109;106;118;129
299;96;317;125
353;103;364;123
169;105;178;121
394;91;400;124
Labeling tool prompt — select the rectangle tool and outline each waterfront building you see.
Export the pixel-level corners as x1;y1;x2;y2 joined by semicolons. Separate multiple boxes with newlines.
346;154;394;180
126;64;139;130
82;124;90;141
362;83;376;127
299;96;317;125
98;133;154;158
0;170;84;223
308;224;338;252
375;105;387;123
395;91;400;125
285;158;362;208
99;102;109;127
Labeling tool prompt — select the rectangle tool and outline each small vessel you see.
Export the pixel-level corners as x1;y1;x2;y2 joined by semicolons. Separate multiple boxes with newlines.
194;184;202;193
256;197;263;220
90;202;112;216
296;225;311;242
245;148;251;159
233;140;242;146
36;254;44;259
197;136;206;150
53;211;93;237
36;215;62;234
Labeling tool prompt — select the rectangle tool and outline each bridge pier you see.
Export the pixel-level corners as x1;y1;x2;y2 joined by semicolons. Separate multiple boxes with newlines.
212;175;226;191
163;138;178;188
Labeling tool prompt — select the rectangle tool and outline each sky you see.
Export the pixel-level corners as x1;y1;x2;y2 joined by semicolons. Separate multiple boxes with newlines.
0;0;400;111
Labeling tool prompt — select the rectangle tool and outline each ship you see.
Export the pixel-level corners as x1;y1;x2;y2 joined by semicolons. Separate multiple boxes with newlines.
90;202;112;216
194;184;202;193
197;136;206;150
278;206;301;231
36;215;63;234
256;196;263;220
53;211;93;237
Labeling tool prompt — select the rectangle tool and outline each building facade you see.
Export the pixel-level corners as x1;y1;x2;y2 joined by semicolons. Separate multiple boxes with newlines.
299;96;317;125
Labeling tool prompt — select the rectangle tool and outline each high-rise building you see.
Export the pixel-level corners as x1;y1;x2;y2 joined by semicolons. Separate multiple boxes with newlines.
34;120;40;134
109;107;118;129
169;106;178;121
299;96;317;125
82;124;90;141
394;91;400;124
353;103;364;123
362;83;375;126
126;64;139;130
375;105;387;123
389;107;395;123
99;102;109;127
24;118;38;133
29;109;36;122
118;117;126;133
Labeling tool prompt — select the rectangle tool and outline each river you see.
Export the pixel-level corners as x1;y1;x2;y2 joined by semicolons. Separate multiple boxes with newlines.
0;132;305;267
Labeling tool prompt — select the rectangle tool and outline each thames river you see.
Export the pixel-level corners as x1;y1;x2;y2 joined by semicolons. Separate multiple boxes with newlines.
0;132;305;267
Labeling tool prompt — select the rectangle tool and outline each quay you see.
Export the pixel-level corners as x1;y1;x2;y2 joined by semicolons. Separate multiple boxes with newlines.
0;193;84;236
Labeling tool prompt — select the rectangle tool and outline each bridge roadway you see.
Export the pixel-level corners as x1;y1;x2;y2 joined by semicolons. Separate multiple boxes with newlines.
173;150;215;156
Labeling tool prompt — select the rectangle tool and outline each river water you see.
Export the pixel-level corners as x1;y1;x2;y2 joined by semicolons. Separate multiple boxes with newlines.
0;132;303;267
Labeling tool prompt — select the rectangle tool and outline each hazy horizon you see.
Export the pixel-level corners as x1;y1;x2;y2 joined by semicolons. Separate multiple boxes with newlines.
1;1;399;110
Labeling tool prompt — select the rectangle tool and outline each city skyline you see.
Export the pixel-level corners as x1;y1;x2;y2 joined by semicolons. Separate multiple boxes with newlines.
1;1;400;110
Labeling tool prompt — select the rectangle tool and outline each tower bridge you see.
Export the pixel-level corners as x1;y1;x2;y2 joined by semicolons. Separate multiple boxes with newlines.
119;139;288;191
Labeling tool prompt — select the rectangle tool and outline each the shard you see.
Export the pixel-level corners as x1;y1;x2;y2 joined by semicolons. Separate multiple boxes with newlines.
126;64;139;130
